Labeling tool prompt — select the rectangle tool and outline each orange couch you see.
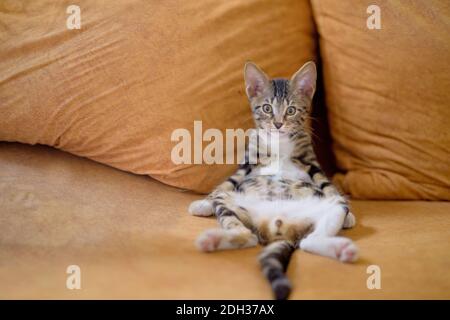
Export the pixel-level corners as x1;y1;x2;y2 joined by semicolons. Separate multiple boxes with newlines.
1;142;449;299
1;0;449;300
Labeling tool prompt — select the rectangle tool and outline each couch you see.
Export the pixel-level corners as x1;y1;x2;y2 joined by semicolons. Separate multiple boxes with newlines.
1;0;449;299
1;142;449;299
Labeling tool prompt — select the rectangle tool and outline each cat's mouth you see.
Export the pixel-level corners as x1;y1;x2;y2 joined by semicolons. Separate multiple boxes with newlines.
270;129;289;136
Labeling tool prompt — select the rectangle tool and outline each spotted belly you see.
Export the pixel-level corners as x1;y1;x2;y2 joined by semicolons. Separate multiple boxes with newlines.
236;175;323;201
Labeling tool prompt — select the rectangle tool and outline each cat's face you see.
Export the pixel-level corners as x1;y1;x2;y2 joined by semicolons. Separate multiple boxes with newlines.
244;61;317;136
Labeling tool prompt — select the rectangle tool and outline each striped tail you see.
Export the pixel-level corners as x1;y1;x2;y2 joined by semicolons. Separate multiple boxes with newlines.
258;240;295;300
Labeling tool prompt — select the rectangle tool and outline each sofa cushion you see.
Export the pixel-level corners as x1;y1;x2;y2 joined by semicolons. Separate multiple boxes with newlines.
311;0;450;199
0;0;317;193
1;142;449;298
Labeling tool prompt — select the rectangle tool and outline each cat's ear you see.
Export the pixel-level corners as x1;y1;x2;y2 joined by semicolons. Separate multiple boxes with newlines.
290;61;317;100
244;62;270;99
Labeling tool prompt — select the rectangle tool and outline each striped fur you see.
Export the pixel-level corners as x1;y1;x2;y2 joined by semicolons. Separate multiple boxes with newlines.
190;61;357;300
259;240;295;300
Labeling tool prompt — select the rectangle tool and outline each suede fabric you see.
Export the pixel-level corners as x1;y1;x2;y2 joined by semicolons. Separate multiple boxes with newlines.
0;0;317;193
312;0;450;200
1;142;449;299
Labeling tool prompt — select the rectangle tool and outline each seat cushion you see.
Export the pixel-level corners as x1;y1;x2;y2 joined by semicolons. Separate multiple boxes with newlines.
0;0;317;193
311;0;450;200
1;142;449;299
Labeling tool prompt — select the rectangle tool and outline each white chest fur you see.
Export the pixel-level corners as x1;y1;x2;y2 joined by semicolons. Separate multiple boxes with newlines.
253;133;311;182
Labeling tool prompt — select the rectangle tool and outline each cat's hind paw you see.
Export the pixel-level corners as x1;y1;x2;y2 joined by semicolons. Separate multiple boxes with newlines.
337;240;359;263
196;228;258;252
196;229;223;252
189;199;213;217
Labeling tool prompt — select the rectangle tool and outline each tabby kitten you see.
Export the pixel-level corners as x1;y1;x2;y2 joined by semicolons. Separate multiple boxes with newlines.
188;61;358;300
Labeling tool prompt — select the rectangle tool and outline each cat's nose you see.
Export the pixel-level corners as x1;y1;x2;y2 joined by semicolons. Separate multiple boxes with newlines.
274;122;283;129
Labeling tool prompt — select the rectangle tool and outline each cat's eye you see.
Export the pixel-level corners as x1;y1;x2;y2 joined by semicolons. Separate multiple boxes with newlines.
286;106;297;116
262;104;272;114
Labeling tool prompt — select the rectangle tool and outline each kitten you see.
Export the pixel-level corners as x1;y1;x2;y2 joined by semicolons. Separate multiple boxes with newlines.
188;61;358;300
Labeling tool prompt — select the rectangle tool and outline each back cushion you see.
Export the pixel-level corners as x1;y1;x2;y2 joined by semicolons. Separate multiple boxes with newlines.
0;0;317;193
311;0;450;199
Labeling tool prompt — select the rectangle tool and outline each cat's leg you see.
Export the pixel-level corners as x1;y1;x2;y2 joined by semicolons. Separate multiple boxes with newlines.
196;192;256;252
311;201;348;236
304;158;357;230
299;236;358;263
196;227;258;252
299;203;358;263
188;163;252;217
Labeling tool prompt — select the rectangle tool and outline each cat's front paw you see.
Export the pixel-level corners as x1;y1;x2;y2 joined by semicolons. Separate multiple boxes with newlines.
189;199;213;217
343;212;356;229
196;229;224;252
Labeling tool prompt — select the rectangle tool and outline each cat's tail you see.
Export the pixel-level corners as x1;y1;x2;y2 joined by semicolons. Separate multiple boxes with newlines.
259;240;295;300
